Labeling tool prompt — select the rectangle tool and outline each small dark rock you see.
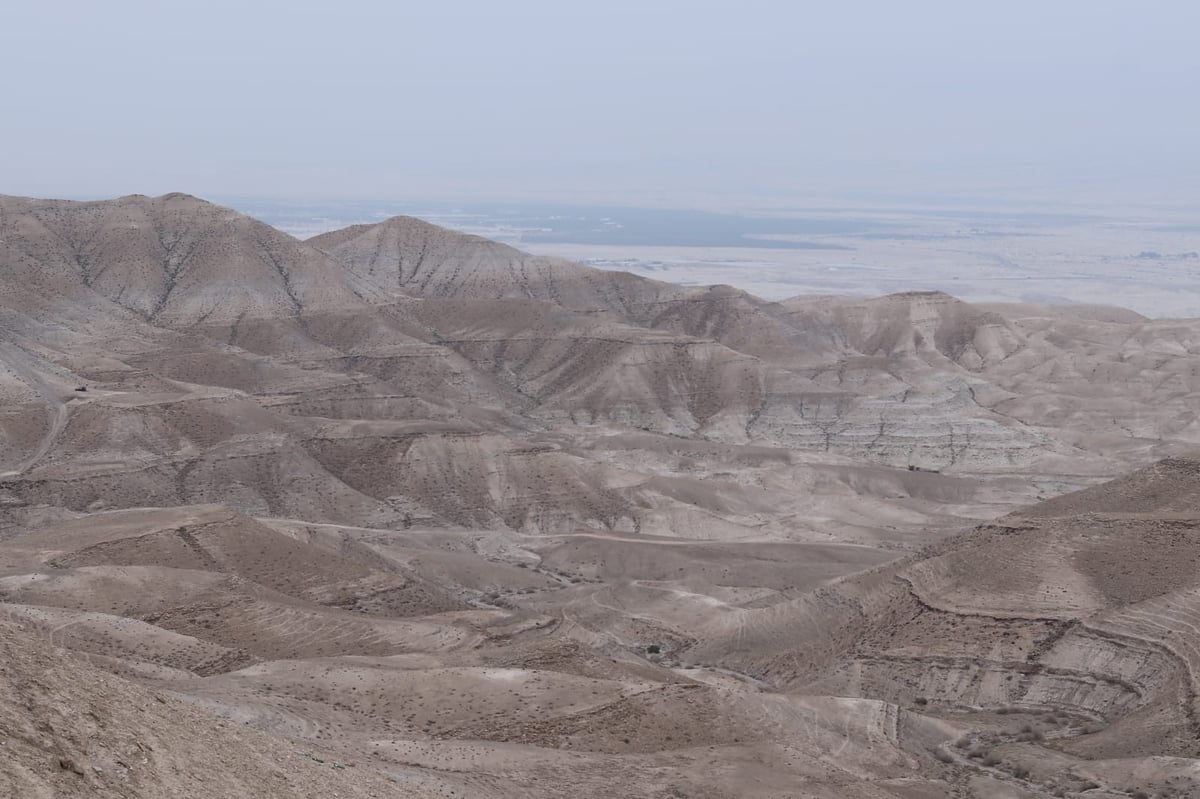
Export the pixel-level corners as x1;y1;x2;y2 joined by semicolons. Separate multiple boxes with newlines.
58;756;85;775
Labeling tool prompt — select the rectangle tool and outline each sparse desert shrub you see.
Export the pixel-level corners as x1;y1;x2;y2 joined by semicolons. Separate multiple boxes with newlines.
968;747;986;759
914;696;928;706
932;748;954;763
982;754;1001;767
645;644;661;655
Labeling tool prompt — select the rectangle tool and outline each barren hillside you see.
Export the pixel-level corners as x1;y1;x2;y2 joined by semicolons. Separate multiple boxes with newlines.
1;193;1198;798
0;617;403;798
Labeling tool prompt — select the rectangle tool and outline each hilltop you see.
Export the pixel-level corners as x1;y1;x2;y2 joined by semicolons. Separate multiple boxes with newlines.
0;193;1198;797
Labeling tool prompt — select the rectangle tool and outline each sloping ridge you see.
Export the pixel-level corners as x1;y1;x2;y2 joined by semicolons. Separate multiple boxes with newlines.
310;216;844;361
692;456;1200;692
0;618;400;798
0;193;387;326
309;214;686;312
42;504;383;599
1013;455;1200;518
780;290;1025;370
852;458;1200;763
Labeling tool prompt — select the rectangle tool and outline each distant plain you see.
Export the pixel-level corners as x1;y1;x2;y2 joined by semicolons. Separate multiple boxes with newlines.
238;198;1200;318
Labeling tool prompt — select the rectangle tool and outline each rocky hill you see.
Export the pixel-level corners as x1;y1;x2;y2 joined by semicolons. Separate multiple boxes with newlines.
1;193;1198;797
0;617;403;798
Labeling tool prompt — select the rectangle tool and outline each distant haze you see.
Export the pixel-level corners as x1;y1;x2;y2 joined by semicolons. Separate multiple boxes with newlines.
3;1;1198;208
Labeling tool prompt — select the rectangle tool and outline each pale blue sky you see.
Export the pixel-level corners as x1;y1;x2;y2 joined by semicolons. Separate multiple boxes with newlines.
2;0;1197;206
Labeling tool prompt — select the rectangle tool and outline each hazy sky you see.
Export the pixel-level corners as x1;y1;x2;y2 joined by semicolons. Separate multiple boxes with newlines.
3;1;1197;206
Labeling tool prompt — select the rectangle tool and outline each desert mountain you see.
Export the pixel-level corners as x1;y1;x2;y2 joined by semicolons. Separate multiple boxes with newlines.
0;193;386;325
1;193;1199;797
309;215;686;311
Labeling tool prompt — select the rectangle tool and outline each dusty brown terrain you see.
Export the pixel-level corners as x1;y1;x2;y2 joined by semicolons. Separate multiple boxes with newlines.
1;193;1198;797
0;617;405;799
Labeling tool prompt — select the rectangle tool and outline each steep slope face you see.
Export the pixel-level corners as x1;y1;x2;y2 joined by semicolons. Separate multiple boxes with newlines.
0;193;386;327
308;222;1061;469
1014;456;1200;518
311;218;843;364
309;216;1197;478
632;284;845;363
0;619;400;799
978;311;1200;459
408;297;767;438
310;215;687;312
685;457;1200;796
755;291;1200;474
780;291;1025;371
